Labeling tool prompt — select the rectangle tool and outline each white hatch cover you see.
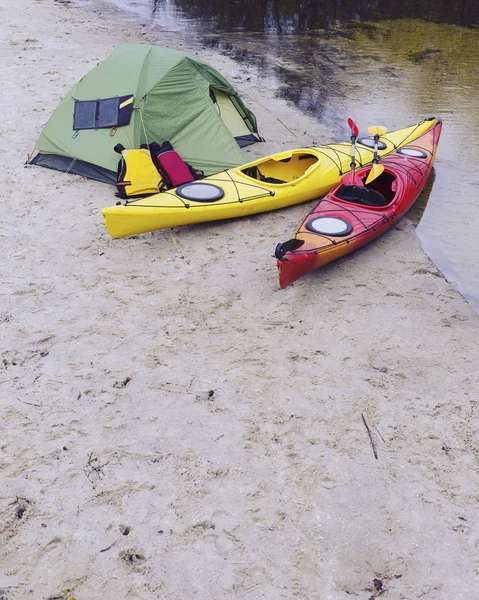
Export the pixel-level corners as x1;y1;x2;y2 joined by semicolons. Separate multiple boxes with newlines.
306;216;352;236
397;147;428;158
176;183;225;202
358;138;387;150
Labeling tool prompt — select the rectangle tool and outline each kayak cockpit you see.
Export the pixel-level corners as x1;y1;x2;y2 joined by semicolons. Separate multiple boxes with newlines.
335;185;389;207
241;152;319;185
335;171;398;207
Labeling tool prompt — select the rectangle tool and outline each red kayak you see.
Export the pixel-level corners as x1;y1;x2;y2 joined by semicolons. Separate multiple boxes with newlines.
275;120;442;288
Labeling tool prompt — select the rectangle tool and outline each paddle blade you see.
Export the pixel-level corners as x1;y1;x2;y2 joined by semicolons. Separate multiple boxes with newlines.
341;171;364;186
347;118;359;138
367;125;388;137
365;164;385;185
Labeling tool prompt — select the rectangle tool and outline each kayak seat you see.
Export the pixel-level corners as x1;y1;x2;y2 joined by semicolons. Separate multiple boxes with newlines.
243;166;286;185
335;184;388;207
260;176;286;184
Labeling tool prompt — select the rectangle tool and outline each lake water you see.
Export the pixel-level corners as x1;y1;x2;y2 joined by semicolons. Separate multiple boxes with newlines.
79;0;479;311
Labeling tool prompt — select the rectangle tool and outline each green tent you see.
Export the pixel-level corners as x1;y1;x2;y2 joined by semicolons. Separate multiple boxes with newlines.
30;44;262;184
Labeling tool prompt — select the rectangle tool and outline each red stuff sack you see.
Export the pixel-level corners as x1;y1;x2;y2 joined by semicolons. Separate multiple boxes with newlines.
149;141;201;190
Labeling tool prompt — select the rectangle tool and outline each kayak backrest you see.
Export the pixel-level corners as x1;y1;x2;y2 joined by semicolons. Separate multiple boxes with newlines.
335;185;388;207
364;171;398;204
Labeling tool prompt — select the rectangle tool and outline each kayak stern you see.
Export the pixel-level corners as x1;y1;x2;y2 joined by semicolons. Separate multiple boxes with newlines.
277;253;320;288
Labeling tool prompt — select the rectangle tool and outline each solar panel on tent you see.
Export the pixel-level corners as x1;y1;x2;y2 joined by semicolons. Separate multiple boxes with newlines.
98;98;120;128
73;95;134;130
73;100;97;130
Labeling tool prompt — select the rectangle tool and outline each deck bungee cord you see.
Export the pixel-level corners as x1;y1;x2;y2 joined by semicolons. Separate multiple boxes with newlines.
277;203;389;256
124;170;275;209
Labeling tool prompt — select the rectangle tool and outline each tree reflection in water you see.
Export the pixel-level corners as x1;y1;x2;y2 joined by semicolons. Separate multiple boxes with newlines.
151;0;478;33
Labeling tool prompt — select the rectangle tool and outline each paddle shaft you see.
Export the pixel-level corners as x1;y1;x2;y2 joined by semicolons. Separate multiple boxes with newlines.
365;125;388;185
350;133;357;172
372;133;379;163
343;118;363;186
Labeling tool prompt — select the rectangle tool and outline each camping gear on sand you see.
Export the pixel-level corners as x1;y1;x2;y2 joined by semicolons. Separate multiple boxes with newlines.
275;119;442;288
28;44;261;184
115;141;204;199
102;117;439;239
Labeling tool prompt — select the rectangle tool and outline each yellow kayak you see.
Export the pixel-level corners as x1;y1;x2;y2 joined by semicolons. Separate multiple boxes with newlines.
102;117;438;238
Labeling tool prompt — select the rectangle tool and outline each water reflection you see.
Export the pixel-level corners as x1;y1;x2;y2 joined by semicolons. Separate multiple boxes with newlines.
203;19;479;138
406;170;435;226
152;0;478;32
203;35;346;122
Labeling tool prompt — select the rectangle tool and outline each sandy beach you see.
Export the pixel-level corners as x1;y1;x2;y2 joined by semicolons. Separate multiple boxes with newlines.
1;1;479;599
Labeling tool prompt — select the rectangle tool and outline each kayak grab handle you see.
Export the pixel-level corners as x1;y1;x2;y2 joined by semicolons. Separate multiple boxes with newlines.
275;238;305;259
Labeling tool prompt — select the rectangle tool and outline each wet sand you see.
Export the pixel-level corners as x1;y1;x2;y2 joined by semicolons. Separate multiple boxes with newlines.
1;1;479;599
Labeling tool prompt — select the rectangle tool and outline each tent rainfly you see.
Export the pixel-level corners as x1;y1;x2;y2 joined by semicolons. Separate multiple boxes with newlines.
29;43;262;184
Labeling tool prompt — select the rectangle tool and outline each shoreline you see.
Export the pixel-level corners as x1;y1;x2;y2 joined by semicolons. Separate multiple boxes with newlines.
48;1;479;313
1;1;479;599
